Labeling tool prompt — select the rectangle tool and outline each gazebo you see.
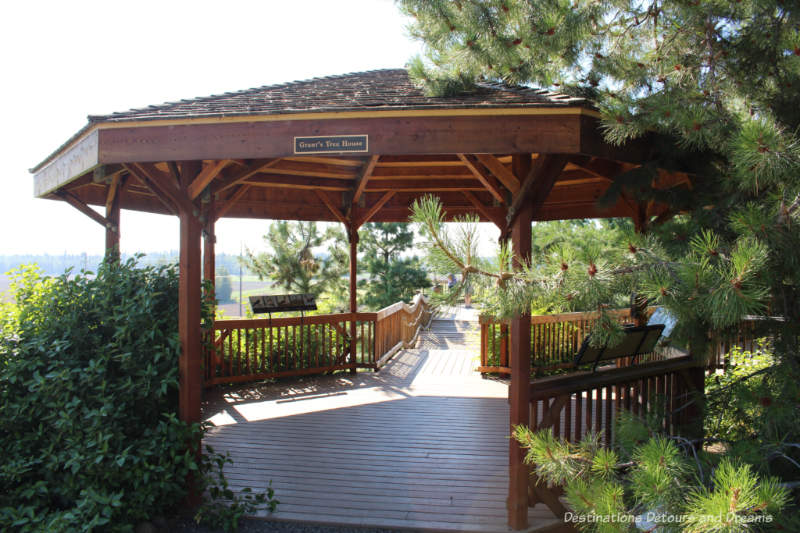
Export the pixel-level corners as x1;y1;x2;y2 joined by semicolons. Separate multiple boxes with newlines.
31;69;691;529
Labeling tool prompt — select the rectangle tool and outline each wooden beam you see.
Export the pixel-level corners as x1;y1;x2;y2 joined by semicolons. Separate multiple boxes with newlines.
315;189;348;225
565;155;622;180
58;190;111;228
506;155;568;227
354;191;395;228
126;165;178;216
457;154;506;204
167;161;182;187
366;179;486;192
96;114;588;162
352;155;380;204
188;159;232;200
282;156;364;167
474;154;520;195
245;175;351;191
215;185;250;220
105;174;121;213
214;159;280;193
123;163;179;215
462;191;506;229
126;163;196;216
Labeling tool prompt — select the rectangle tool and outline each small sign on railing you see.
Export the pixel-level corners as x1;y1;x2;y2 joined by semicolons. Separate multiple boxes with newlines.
249;294;317;314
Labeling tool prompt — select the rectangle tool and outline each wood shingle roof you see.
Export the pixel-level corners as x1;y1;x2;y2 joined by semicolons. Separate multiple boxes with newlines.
87;69;587;123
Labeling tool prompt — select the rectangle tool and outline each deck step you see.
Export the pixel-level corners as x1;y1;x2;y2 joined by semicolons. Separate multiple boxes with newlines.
417;319;480;349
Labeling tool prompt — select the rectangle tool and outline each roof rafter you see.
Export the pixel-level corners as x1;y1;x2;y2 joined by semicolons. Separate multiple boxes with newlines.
474;154;521;195
214;159;280;193
188;159;233;199
352;155;380;205
457;154;507;204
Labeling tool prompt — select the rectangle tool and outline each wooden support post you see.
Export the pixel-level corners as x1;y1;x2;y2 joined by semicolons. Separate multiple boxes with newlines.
203;193;216;303
348;224;359;374
508;155;533;530
177;162;203;426
105;177;122;262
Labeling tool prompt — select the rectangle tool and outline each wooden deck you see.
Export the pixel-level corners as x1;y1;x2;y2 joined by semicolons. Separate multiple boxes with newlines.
203;319;563;532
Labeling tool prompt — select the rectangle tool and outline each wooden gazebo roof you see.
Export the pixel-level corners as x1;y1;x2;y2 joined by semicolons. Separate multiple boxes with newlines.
32;69;688;229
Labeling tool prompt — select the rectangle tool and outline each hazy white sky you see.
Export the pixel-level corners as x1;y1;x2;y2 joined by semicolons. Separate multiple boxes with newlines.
1;0;447;256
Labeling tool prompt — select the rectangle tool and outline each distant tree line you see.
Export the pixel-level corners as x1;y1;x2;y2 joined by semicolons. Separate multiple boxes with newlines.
0;253;250;277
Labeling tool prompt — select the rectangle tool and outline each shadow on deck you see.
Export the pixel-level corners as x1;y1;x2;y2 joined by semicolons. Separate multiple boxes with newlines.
202;319;563;532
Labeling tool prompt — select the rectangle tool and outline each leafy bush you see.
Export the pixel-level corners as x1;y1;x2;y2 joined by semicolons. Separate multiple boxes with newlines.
0;261;202;530
704;343;800;477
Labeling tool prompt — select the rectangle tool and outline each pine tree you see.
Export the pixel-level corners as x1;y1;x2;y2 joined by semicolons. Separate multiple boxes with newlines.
514;419;792;532
400;0;800;377
244;221;347;298
400;2;800;524
359;222;431;310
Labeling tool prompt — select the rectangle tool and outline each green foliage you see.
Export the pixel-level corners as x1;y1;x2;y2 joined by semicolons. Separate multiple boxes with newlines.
704;344;800;474
400;0;800;362
0;261;279;532
194;447;279;533
244;221;347;297
0;261;198;530
515;418;791;532
359;222;430;310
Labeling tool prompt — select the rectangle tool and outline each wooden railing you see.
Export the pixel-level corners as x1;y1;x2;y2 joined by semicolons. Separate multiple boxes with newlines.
479;308;639;375
204;295;432;386
372;294;434;368
525;355;704;519
708;319;760;371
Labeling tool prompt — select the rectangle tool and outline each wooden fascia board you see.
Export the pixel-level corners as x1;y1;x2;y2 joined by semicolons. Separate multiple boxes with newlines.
33;129;99;198
39;109;682;204
96;114;585;163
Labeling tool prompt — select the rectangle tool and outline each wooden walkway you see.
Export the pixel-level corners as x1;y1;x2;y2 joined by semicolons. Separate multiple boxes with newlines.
203;318;563;532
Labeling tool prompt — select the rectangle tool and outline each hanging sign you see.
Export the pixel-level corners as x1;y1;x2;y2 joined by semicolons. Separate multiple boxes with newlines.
250;294;317;314
294;135;368;154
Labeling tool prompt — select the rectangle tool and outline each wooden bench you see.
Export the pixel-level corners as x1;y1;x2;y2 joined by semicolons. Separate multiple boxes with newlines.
574;324;665;371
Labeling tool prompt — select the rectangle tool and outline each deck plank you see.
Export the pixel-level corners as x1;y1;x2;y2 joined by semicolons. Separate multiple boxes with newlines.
203;319;561;532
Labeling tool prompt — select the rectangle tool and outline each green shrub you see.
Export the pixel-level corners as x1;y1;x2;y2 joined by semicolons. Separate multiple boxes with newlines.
0;261;202;531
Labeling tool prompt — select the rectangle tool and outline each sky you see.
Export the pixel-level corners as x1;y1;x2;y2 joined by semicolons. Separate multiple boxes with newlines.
1;0;474;257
